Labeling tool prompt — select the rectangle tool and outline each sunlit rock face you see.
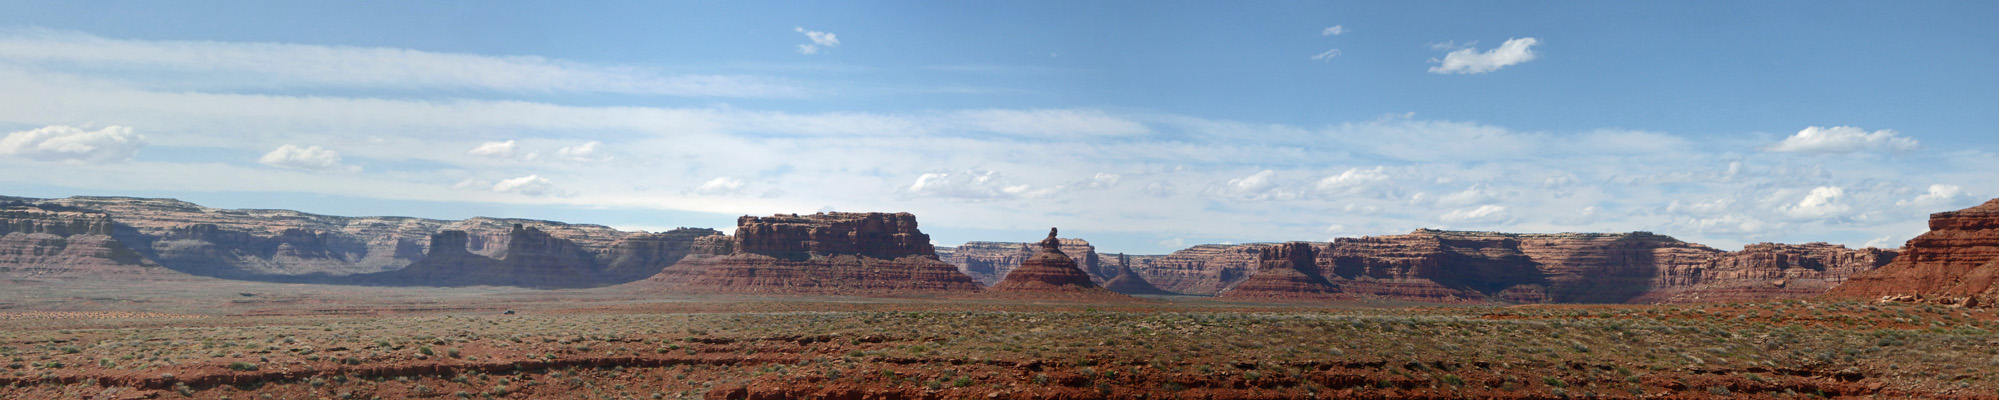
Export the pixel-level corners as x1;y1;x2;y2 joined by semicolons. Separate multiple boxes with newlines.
1831;199;1999;306
648;212;982;294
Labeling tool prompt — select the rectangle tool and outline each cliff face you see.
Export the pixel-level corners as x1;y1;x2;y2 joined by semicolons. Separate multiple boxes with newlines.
651;212;982;294
1122;229;1892;303
361;224;640;288
1830;199;1999;306
939;239;1100;286
2;195;716;287
0;203;174;279
1102;253;1170;295
1218;242;1342;300
1133;244;1270;295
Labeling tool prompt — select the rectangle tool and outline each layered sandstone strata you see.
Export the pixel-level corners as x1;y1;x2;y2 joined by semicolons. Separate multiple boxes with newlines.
1127;228;1893;303
939;239;1100;286
0;202;176;279
1102;253;1171;295
1218;242;1343;300
1132;244;1270;295
990;228;1108;293
4;195;715;287
1830;199;1999;306
653;212;982;294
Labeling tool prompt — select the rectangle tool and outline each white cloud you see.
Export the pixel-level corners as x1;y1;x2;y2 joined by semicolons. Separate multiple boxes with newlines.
1321;26;1346;36
0;29;799;97
1310;49;1342;61
467;140;519;158
794;27;839;55
1862;236;1903;249
1428;37;1539;74
1435;184;1506;207
1764;126;1918;154
0;125;144;163
1314;166;1394;198
1779;186;1851;219
691;177;745;195
1896;184;1974;210
1082;172;1120;189
257;144;358;172
554;141;607;162
906;170;1050;200
492;175;558;196
1438;205;1511;224
1212;170;1300;201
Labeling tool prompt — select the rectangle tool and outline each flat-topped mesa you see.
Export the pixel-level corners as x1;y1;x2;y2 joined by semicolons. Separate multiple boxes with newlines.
361;224;606;288
1830;199;1999;307
1103;253;1171;295
653;212;982;294
0;203;173;279
734;212;935;261
1219;242;1343;300
990;228;1113;293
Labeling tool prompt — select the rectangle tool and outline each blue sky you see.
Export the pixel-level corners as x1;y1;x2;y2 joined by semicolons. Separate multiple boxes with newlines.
2;1;1995;253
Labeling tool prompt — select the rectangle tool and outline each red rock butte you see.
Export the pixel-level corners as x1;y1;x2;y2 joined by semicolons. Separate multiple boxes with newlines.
1218;242;1345;300
1830;198;1999;307
648;212;982;294
989;228;1115;294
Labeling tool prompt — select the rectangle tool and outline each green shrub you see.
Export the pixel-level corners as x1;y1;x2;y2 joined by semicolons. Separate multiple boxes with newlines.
227;362;258;371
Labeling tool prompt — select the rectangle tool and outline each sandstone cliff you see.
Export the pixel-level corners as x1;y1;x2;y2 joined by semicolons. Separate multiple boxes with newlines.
1130;243;1270;295
989;228;1110;293
1125;229;1892;303
938;239;1100;286
650;212;982;294
1830;199;1999;306
0;201;178;280
1218;242;1343;300
1101;253;1171;295
4;195;718;287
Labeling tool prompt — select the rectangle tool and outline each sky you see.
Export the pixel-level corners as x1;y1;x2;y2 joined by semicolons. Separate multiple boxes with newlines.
2;1;1996;254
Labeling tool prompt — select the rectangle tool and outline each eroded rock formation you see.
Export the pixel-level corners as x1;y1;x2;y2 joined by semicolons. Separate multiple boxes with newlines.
0;195;718;287
1129;244;1270;295
1124;229;1892;303
1830;199;1999;306
939;239;1100;286
989;228;1108;293
1218;242;1343;300
0;202;175;279
1102;253;1171;295
650;212;981;294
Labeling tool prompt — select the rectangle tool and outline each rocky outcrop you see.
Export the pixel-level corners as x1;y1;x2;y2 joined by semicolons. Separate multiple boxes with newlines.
1130;244;1270;295
1218;242;1343;300
1124;228;1894;303
1102;253;1171;295
939;239;1100;286
600;228;725;282
1638;242;1895;303
0;202;176;280
1830;199;1999;306
1;195;715;287
1318;229;1890;304
651;212;982;294
990;228;1108;293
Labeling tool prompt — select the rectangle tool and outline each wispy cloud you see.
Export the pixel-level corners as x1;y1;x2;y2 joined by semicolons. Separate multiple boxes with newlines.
258;144;359;173
1320;25;1346;36
1764;126;1918;154
793;27;840;55
1428;37;1539;74
0;29;803;97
